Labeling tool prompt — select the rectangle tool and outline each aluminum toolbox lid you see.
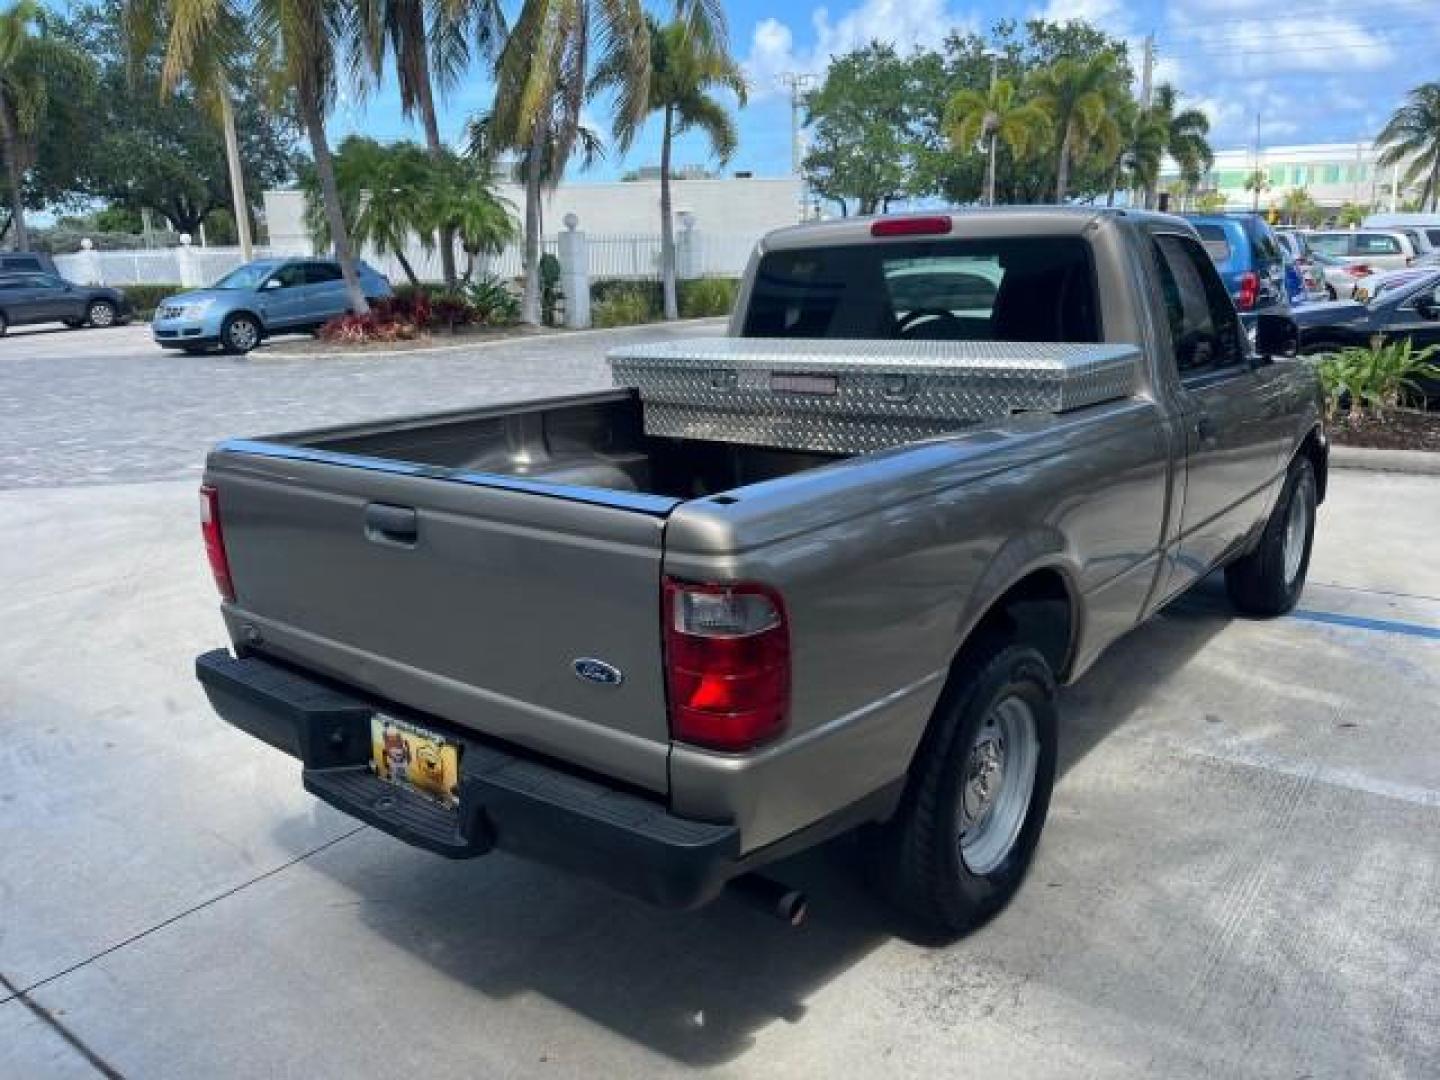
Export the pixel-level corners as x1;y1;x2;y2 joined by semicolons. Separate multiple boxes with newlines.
608;338;1142;454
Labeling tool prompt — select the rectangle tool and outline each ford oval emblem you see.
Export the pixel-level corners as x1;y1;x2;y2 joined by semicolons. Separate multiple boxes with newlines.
573;658;624;686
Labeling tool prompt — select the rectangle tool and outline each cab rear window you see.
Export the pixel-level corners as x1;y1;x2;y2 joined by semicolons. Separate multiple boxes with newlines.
1193;223;1233;263
743;237;1100;343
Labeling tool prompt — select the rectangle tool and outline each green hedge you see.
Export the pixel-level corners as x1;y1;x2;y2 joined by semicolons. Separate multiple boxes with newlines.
120;284;183;320
589;277;739;324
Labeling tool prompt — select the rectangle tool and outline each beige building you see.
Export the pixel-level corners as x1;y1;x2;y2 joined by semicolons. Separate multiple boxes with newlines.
1160;142;1418;213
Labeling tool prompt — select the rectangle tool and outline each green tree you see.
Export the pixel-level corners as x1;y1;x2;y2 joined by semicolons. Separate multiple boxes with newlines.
161;0;372;313
1279;187;1319;227
433;161;516;282
482;0;650;324
1150;84;1211;208
1193;190;1227;212
944;76;1049;206
1336;201;1367;227
352;0;504;285
1243;168;1270;211
0;1;96;250
1028;51;1125;202
61;2;298;239
1375;82;1440;212
1104;94;1163;206
802;43;930;215
595;16;745;319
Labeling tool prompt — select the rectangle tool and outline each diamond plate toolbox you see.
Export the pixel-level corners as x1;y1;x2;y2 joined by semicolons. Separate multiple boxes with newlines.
608;338;1141;455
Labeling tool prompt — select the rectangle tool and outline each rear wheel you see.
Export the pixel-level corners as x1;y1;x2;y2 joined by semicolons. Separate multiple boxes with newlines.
872;638;1057;937
87;300;117;328
1225;456;1317;616
220;313;261;354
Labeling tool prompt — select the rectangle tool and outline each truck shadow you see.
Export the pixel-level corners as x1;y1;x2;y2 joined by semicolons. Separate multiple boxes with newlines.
285;575;1235;1067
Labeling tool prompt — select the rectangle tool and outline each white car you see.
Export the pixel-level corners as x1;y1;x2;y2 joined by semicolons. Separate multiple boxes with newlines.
1304;229;1419;272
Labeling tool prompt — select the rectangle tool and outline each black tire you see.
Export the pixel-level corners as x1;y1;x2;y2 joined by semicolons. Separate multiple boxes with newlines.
220;313;261;355
87;300;118;328
1225;456;1317;617
1326;285;1337;301
0;310;8;336
872;638;1058;937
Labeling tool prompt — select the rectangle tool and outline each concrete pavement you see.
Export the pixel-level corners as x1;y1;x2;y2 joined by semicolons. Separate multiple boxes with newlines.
2;329;1438;1078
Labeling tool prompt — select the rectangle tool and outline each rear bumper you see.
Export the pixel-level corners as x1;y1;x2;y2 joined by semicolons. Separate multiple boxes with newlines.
195;649;741;909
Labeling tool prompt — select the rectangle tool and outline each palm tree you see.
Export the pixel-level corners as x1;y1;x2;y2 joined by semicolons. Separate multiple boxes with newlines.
1028;53;1124;202
1243;168;1270;212
124;0;257;259
436;170;517;281
303;137;437;286
594;16;745;320
483;0;653;325
0;0;48;250
1375;82;1440;212
1152;84;1211;209
944;77;1050;206
1102;95;1161;207
162;0;370;314
1279;187;1318;227
353;0;504;286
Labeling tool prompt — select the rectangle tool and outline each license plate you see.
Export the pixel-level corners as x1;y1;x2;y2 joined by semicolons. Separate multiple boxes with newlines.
370;715;461;807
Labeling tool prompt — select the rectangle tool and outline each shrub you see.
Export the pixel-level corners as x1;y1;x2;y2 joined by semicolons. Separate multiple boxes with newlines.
539;253;563;326
429;294;474;332
118;284;183;321
678;277;738;318
318;312;419;344
464;276;520;326
1311;338;1439;421
593;283;658;328
376;289;434;330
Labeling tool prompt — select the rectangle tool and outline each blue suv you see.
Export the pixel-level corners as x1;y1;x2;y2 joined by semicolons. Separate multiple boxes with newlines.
1182;214;1290;330
152;257;391;354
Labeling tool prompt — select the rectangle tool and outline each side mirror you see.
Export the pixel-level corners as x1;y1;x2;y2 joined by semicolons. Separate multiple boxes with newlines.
1416;295;1439;320
262;277;283;291
1254;311;1298;361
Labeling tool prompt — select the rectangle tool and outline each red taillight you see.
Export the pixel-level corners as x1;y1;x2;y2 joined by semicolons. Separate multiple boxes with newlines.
870;215;953;238
663;579;789;751
200;484;235;602
1343;263;1374;277
1236;270;1259;311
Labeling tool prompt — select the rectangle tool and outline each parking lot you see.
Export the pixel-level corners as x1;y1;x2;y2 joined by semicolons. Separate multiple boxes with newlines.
2;325;1438;1079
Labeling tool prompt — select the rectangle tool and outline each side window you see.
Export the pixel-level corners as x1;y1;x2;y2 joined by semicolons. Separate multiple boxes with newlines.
1151;234;1245;380
1356;234;1401;255
1;256;43;272
304;262;343;285
1306;234;1349;257
270;263;307;289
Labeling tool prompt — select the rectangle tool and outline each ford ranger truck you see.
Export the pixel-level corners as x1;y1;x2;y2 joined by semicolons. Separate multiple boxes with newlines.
194;209;1326;935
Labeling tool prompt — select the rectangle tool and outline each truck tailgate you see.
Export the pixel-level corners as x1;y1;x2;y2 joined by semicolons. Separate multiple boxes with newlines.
207;447;678;794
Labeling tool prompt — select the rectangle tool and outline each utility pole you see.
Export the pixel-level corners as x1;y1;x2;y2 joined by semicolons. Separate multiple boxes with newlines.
779;72;815;220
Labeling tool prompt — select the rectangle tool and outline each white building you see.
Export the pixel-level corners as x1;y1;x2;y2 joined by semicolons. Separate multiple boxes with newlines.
1160;142;1417;213
263;174;804;281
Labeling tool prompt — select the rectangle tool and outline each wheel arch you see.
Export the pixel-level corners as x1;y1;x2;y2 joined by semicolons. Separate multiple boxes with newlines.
1295;424;1328;504
953;565;1078;685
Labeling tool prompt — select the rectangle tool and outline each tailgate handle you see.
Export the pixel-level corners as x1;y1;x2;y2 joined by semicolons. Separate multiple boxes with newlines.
364;503;418;546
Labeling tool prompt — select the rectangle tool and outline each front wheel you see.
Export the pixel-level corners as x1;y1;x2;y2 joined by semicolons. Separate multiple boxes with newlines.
872;639;1058;937
1225;456;1317;616
87;300;117;328
220;313;261;354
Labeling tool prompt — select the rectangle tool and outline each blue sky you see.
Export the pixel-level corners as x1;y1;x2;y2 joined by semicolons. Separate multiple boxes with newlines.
330;0;1437;180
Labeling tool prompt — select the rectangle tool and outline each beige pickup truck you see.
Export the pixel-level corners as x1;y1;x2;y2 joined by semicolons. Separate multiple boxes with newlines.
195;209;1325;934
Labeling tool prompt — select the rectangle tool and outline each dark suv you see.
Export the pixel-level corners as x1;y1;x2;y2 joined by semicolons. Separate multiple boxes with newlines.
1183;213;1291;331
0;272;131;335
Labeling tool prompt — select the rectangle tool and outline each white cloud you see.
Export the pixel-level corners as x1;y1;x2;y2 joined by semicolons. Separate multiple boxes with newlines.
743;0;976;100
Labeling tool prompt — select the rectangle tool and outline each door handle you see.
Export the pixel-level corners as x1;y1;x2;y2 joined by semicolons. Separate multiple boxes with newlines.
1194;415;1218;443
364;503;418;546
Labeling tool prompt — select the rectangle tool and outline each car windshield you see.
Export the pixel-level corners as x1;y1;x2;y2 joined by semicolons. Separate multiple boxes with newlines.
211;263;277;290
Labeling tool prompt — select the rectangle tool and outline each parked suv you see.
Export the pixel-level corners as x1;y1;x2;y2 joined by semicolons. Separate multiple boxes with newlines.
1183;213;1291;328
0;272;130;335
0;251;61;276
152;257;392;354
1304;229;1418;272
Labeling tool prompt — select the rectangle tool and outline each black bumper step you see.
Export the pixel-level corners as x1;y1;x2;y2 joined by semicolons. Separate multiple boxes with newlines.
196;649;741;907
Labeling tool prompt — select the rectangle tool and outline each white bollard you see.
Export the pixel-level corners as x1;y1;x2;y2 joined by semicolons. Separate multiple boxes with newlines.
177;233;201;288
78;239;103;285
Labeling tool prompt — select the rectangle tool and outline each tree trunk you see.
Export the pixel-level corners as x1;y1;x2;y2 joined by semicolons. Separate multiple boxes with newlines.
1105;156;1121;207
220;92;253;261
1055;126;1072;203
986;132;998;206
395;249;420;287
0;109;29;252
412;24;458;289
300;87;369;315
519;122;545;326
659;106;677;321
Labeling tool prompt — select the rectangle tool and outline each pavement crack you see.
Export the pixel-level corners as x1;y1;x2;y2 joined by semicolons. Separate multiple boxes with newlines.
0;970;126;1079
12;825;367;1001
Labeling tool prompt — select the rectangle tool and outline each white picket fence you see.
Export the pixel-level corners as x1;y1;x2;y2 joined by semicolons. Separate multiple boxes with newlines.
52;231;756;290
